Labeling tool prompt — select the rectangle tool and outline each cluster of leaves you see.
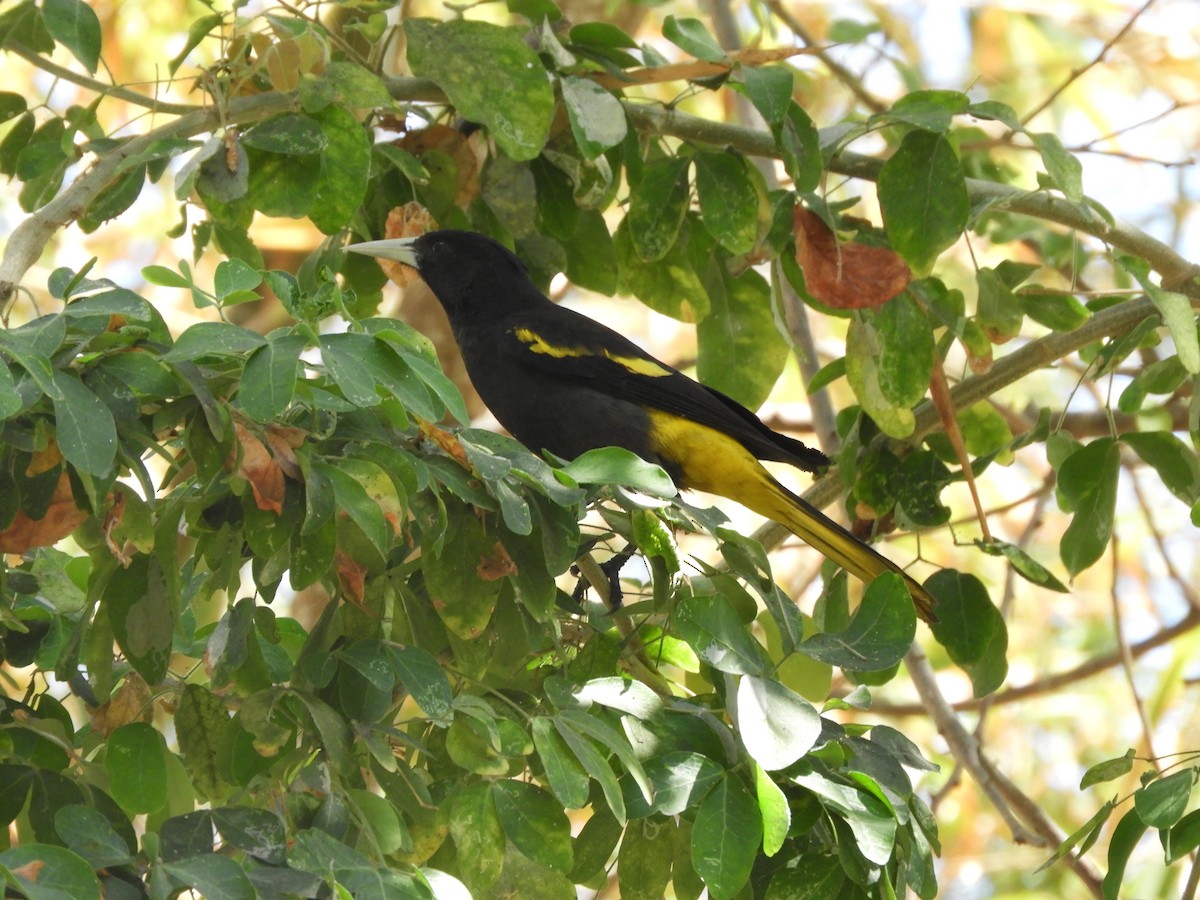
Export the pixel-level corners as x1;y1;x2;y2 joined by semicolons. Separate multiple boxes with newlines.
0;0;1197;898
0;253;944;897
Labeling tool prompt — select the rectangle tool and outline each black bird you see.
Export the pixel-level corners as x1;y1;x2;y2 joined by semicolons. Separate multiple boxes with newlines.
347;229;936;622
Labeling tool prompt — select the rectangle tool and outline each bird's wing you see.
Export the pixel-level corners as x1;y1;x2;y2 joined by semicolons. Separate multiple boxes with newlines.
498;308;829;473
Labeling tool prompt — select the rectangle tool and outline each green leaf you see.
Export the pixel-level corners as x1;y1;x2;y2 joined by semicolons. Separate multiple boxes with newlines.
572;676;663;719
626;158;691;262
557;709;654;810
691;776;762;899
1018;288;1091;332
875;293;934;407
793;770;896;866
558;446;677;497
0;844;101;900
104;554;175;684
1123;432;1200;506
696;267;787;408
615;220;710;322
1166;808;1200;863
976;539;1068;593
1102;807;1147;900
449;783;505;894
675;594;768;675
309;105;371;234
406;19;554;161
552;716;628;825
753;763;790;857
800;573;917;671
694;152;761;255
320;333;380;407
54;805;132;869
976;267;1023;341
662;15;726;63
0;92;27;125
492;780;573;873
106;722;168;814
925;569;1008;697
1134;768;1195;828
1120;256;1200;375
885;90;970;132
175;683;231;801
1118;356;1187;413
846;314;916;438
292;690;353;775
165;321;268;361
570;807;622;883
1057;437;1120;576
618;816;675;900
41;0;101;73
643;752;723;816
213;258;261;302
211;806;285;865
168;12;223;75
346;789;405;856
423;501;503;639
560;76;627;160
164;854;256;900
387;645;453;725
1037;798;1116;874
776;103;822;193
316;459;392;559
242;114;327;155
245;148;320;218
238;333;306;420
742;66;793;128
50;371;116;476
735;675;822;770
878;130;968;275
1080;749;1135;789
532;717;590;809
1031;132;1084;202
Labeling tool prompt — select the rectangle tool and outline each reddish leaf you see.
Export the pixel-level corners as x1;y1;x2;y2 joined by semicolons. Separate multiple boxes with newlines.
476;541;516;582
0;471;87;553
793;208;910;310
228;423;285;515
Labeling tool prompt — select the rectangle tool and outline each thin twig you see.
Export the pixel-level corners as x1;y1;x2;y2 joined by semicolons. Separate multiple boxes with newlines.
1110;532;1159;765
8;42;199;116
906;645;1105;896
762;0;887;113
876;607;1200;716
1020;0;1158;127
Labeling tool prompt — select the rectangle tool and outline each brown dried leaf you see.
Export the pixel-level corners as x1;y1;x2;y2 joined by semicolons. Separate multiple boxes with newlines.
418;417;470;468
264;423;306;480
0;472;87;553
228;423;285;515
91;671;154;736
334;549;368;608
793;208;911;310
10;861;45;881
476;542;516;582
102;489;131;567
25;442;63;476
372;202;438;287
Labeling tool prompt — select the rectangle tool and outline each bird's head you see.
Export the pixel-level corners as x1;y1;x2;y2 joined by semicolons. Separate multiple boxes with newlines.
345;230;532;317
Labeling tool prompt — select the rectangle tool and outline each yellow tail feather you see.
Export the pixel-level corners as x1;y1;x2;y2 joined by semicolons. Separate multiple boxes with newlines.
647;411;937;623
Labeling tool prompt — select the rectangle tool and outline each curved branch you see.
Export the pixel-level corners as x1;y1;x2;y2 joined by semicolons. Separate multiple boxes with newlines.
0;92;294;300
8;42;200;116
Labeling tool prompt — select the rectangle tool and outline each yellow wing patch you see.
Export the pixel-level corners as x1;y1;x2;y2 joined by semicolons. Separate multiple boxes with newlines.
512;327;671;377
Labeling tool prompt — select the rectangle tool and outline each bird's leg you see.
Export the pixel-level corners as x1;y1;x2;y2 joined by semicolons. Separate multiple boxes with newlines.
572;543;638;611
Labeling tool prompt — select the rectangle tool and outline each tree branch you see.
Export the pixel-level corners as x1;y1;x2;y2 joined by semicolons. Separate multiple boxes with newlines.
906;645;1105;896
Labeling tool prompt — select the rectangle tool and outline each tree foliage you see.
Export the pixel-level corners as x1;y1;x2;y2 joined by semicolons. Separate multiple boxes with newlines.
0;1;1197;898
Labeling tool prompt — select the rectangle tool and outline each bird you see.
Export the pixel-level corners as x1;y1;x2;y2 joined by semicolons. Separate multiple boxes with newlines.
346;229;937;623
